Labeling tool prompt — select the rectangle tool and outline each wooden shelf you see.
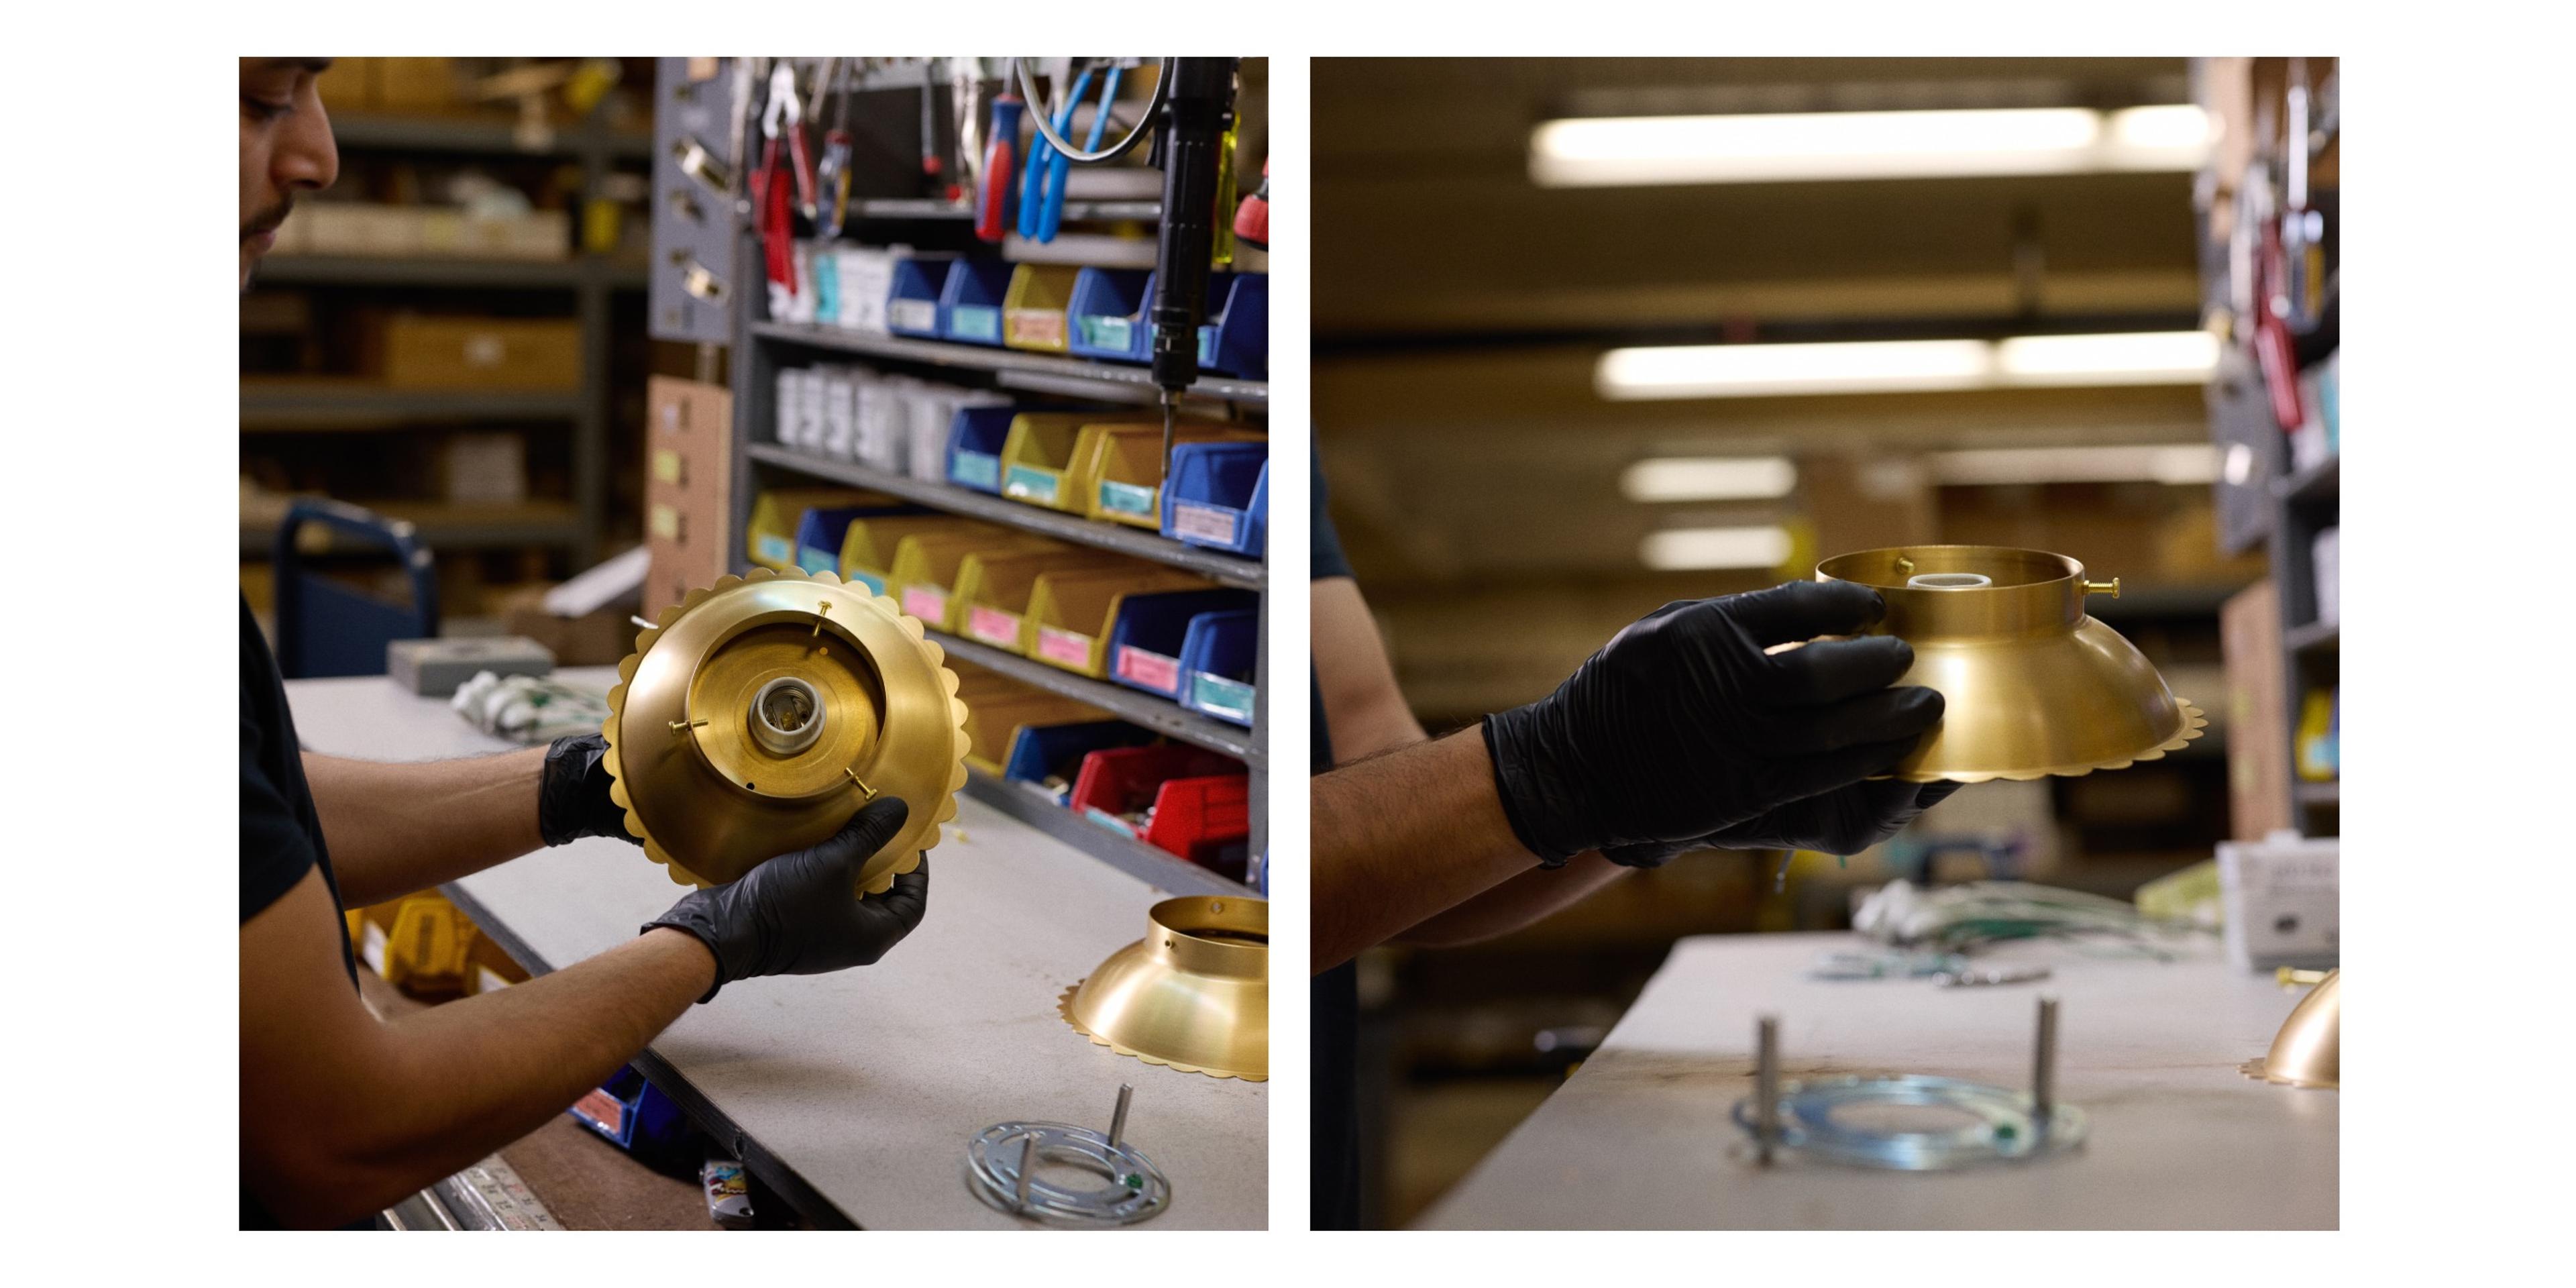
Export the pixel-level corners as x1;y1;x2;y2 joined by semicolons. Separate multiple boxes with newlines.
241;380;582;429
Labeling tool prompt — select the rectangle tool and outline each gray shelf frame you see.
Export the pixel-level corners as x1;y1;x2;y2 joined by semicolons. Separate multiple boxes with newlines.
744;443;1263;588
750;320;1268;405
931;628;1262;767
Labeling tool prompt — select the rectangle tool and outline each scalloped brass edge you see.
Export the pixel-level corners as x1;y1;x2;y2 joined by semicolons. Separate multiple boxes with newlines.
1895;700;2208;784
1055;983;1268;1083
601;568;970;900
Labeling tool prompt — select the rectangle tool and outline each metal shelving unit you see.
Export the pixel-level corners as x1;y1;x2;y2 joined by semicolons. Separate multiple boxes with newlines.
238;101;651;569
708;60;1269;894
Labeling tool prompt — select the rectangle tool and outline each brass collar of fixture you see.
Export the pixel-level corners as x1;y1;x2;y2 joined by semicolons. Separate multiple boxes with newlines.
1061;896;1269;1081
1815;545;2206;784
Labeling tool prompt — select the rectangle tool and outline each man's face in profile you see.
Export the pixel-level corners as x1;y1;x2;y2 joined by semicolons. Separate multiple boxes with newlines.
240;58;339;290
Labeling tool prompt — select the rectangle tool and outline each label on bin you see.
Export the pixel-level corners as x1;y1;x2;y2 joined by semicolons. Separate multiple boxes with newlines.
1189;672;1256;722
1116;645;1182;694
848;571;886;596
968;606;1022;647
1009;313;1065;348
949;306;1001;344
1198;325;1218;366
796;546;837;574
888;299;938;333
1036;627;1093;669
1098;480;1157;518
1003;466;1061;505
951;452;1001;491
1171;502;1239;546
1083;316;1134;352
756;535;792;566
1082;806;1140;838
572;1089;627;1138
902;586;949;624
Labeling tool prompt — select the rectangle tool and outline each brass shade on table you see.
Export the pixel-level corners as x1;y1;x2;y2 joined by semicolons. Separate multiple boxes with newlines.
602;567;969;897
2243;969;2339;1089
1815;546;2206;783
1061;896;1269;1081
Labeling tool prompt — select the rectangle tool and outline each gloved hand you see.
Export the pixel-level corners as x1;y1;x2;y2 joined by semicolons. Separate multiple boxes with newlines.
537;733;639;847
1604;780;1963;867
1482;580;1946;868
641;797;928;1002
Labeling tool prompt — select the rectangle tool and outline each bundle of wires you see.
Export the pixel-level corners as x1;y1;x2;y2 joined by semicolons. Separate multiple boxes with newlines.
1852;879;2198;958
451;671;611;745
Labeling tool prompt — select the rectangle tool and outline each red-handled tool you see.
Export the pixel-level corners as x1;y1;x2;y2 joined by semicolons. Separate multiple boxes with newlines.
755;64;816;296
975;93;1024;244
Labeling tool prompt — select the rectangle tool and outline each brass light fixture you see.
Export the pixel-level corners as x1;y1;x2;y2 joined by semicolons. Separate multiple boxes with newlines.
1815;545;2206;782
1061;896;1269;1081
602;567;969;897
2243;969;2339;1089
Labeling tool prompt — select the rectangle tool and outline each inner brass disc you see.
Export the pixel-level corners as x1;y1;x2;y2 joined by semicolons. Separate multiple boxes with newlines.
1816;545;2206;783
602;568;969;896
1061;896;1269;1081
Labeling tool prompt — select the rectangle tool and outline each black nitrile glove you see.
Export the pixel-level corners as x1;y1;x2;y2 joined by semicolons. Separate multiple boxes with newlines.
1603;780;1963;868
538;733;639;847
1481;580;1946;868
641;797;926;1003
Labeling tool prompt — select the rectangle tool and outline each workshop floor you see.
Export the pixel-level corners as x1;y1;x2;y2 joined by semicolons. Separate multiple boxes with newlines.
358;970;714;1230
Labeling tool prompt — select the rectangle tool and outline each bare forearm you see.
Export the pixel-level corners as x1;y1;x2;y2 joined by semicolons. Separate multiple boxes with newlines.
1394;852;1633;948
304;749;547;905
286;930;712;1225
1312;726;1538;973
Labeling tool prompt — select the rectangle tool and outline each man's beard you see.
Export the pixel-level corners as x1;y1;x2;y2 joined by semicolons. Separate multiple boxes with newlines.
242;197;294;244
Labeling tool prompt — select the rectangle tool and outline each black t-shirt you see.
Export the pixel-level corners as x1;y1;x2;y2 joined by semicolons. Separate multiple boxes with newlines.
1309;445;1362;1229
240;598;358;1228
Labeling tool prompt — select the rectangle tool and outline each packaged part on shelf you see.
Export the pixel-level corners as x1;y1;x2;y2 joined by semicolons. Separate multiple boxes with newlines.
382;315;581;390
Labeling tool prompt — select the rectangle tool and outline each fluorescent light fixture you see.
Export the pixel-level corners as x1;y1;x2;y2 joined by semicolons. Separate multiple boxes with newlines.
1929;444;2220;486
1640;524;1794;571
1621;455;1799;502
1532;104;2211;186
1596;331;2216;400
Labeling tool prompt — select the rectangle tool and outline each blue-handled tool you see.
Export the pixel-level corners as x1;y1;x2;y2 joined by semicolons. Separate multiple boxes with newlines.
1018;63;1093;240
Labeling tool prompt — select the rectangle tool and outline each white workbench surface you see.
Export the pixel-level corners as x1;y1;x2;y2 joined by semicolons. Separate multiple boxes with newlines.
286;669;1267;1230
1417;931;2334;1229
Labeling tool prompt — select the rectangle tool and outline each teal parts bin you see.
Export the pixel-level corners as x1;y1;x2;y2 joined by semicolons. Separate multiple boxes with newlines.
1067;267;1152;364
884;256;953;339
1177;608;1259;727
1161;442;1268;558
1105;588;1258;699
938;258;1013;347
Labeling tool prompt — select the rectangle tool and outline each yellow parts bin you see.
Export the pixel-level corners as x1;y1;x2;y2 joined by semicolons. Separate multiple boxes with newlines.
1002;264;1081;353
887;527;1061;633
953;663;1108;774
344;892;479;1000
996;413;1103;511
1027;568;1217;677
837;513;992;598
1079;422;1265;529
952;546;1136;653
745;487;875;571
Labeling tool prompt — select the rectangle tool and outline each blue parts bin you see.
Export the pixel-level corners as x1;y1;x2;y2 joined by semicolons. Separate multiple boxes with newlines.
1177;608;1259;727
1201;273;1268;378
939;258;1014;347
1161;442;1269;558
1106;588;1257;699
883;256;953;339
1067;267;1152;363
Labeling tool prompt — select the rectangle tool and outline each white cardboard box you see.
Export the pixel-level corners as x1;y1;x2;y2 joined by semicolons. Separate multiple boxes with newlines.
2216;831;2339;971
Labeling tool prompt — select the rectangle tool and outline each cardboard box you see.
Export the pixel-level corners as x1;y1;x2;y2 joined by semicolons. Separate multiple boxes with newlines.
502;599;636;668
2217;832;2338;971
439;433;529;504
2221;580;2290;841
383;315;581;390
643;376;734;620
374;57;460;113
